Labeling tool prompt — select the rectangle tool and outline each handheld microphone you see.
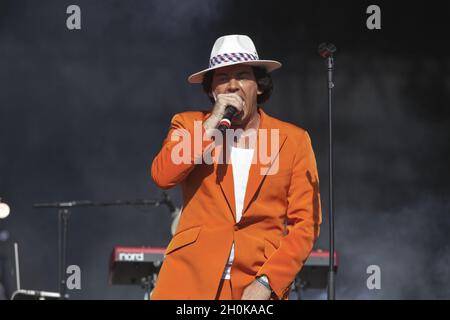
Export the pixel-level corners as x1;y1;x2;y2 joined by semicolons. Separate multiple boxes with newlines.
217;106;239;134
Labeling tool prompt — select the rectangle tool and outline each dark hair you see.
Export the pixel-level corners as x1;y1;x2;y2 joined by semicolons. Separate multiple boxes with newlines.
201;66;273;104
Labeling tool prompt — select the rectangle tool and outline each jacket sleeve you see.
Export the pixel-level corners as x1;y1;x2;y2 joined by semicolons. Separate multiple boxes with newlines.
151;112;214;189
256;130;322;299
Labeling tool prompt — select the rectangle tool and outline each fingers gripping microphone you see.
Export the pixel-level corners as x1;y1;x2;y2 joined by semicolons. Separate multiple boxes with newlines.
218;106;238;134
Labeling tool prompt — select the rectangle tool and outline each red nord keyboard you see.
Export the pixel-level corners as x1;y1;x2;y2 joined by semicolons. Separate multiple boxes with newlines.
109;247;338;289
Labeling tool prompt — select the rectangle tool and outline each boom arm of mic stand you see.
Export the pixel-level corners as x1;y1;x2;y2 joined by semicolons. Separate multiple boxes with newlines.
32;193;175;299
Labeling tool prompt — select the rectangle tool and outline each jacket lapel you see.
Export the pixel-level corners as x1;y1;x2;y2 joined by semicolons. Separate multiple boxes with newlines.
217;137;236;222
242;128;287;215
216;108;288;221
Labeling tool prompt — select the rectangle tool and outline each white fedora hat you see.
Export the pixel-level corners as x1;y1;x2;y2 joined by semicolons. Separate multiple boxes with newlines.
188;34;282;84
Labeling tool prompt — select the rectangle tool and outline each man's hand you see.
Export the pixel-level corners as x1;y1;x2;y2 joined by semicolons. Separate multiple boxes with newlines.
203;93;244;131
241;279;272;300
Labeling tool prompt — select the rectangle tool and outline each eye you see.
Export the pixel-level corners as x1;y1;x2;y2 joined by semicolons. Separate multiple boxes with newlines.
237;72;251;80
214;75;228;83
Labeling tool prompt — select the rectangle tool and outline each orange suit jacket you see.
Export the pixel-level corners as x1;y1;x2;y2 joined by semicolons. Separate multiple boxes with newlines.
150;107;322;300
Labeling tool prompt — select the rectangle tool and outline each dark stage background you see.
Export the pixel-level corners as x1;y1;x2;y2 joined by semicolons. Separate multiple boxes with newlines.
0;0;449;299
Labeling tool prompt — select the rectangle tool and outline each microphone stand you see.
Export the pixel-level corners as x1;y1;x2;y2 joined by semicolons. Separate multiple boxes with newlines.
33;192;175;299
318;43;337;300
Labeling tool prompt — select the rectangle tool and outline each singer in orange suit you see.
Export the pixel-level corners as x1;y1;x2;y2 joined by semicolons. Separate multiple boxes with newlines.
150;35;322;300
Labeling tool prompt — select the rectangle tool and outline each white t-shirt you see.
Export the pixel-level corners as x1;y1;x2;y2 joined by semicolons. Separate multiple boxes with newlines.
221;146;254;279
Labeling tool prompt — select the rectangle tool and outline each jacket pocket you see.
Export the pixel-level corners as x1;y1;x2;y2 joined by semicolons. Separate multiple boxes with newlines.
264;238;279;259
165;225;202;255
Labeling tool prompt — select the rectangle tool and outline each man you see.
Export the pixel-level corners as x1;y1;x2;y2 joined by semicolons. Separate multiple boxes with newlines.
151;35;321;300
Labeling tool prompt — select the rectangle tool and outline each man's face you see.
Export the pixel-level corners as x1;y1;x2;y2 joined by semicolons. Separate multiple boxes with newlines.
210;64;262;126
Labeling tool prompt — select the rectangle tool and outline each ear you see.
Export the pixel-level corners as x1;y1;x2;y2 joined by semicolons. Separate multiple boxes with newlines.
256;80;263;96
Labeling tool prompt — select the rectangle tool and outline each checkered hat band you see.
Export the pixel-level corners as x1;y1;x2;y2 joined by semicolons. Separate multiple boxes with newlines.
209;52;258;68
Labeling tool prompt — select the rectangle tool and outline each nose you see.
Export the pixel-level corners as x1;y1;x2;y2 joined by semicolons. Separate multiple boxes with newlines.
225;78;240;93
